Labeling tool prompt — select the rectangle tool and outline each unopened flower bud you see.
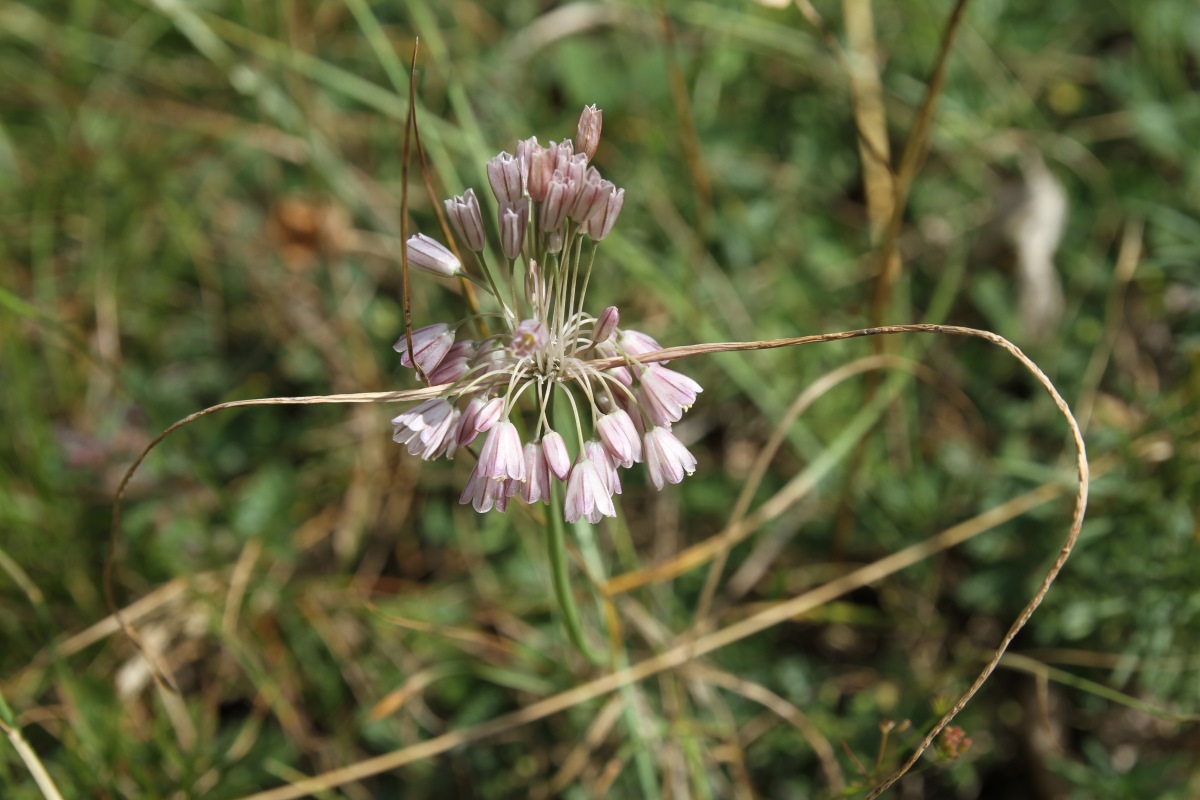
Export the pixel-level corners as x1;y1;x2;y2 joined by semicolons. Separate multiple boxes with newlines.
474;397;506;433
541;429;571;480
499;198;529;260
593;306;619;343
444;189;485;252
406;233;462;277
486;152;523;205
575;104;602;160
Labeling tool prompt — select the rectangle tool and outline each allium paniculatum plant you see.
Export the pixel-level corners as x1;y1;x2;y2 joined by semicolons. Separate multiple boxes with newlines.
393;105;701;523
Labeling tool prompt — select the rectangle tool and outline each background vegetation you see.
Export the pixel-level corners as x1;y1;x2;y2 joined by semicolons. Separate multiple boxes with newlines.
2;0;1199;797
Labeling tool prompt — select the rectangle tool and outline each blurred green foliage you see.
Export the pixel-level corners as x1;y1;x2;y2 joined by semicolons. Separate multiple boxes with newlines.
2;0;1199;797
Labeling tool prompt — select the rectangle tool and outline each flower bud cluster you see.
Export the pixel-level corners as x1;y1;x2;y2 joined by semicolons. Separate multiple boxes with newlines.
393;106;700;523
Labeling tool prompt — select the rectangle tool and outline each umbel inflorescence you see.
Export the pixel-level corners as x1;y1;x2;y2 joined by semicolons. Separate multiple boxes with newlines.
393;105;701;523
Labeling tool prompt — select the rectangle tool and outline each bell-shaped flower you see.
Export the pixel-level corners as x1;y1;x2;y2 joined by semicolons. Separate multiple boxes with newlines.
596;409;641;468
461;461;511;513
486;152;523;205
394;323;454;374
406;233;462;277
392;400;459;461
444;189;486;252
518;441;551;504
643;426;697;490
637;364;703;427
426;339;476;385
618;329;664;358
541;429;571;480
477;420;526;482
593;306;619;344
584;439;622;496
539;173;571;233
500;199;529;260
583;186;624;241
564;456;616;524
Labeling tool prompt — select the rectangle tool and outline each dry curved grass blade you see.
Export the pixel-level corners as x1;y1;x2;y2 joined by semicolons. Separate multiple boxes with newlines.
101;387;444;692
0;715;66;800
686;663;844;793
692;355;929;624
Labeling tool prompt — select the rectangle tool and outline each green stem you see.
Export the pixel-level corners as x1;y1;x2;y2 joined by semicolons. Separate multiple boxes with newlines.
546;483;606;665
574;520;658;798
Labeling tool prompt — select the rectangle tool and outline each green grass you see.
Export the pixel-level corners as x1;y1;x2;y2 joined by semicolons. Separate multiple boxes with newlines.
2;0;1199;797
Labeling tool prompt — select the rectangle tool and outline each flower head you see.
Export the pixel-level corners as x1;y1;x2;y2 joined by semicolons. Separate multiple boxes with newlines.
390;107;703;522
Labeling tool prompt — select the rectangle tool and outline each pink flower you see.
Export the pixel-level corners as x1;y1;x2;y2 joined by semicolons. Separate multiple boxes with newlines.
518;441;551;504
444;189;485;252
394;108;704;522
392;400;458;460
541;430;571;480
426;339;476;385
486;152;523;206
394;323;454;374
618;329;664;358
477;420;526;482
564;457;616;524
643;427;697;490
637;364;703;427
406;233;462;277
456;397;486;446
569;169;610;224
584;440;622;497
583;186;623;241
474;397;506;432
527;143;554;202
460;462;511;513
511;319;548;358
575;104;602;161
500;199;529;260
539;172;571;233
596;409;641;468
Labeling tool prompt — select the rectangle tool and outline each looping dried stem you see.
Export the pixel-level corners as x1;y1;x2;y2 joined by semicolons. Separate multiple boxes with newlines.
105;324;1087;800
